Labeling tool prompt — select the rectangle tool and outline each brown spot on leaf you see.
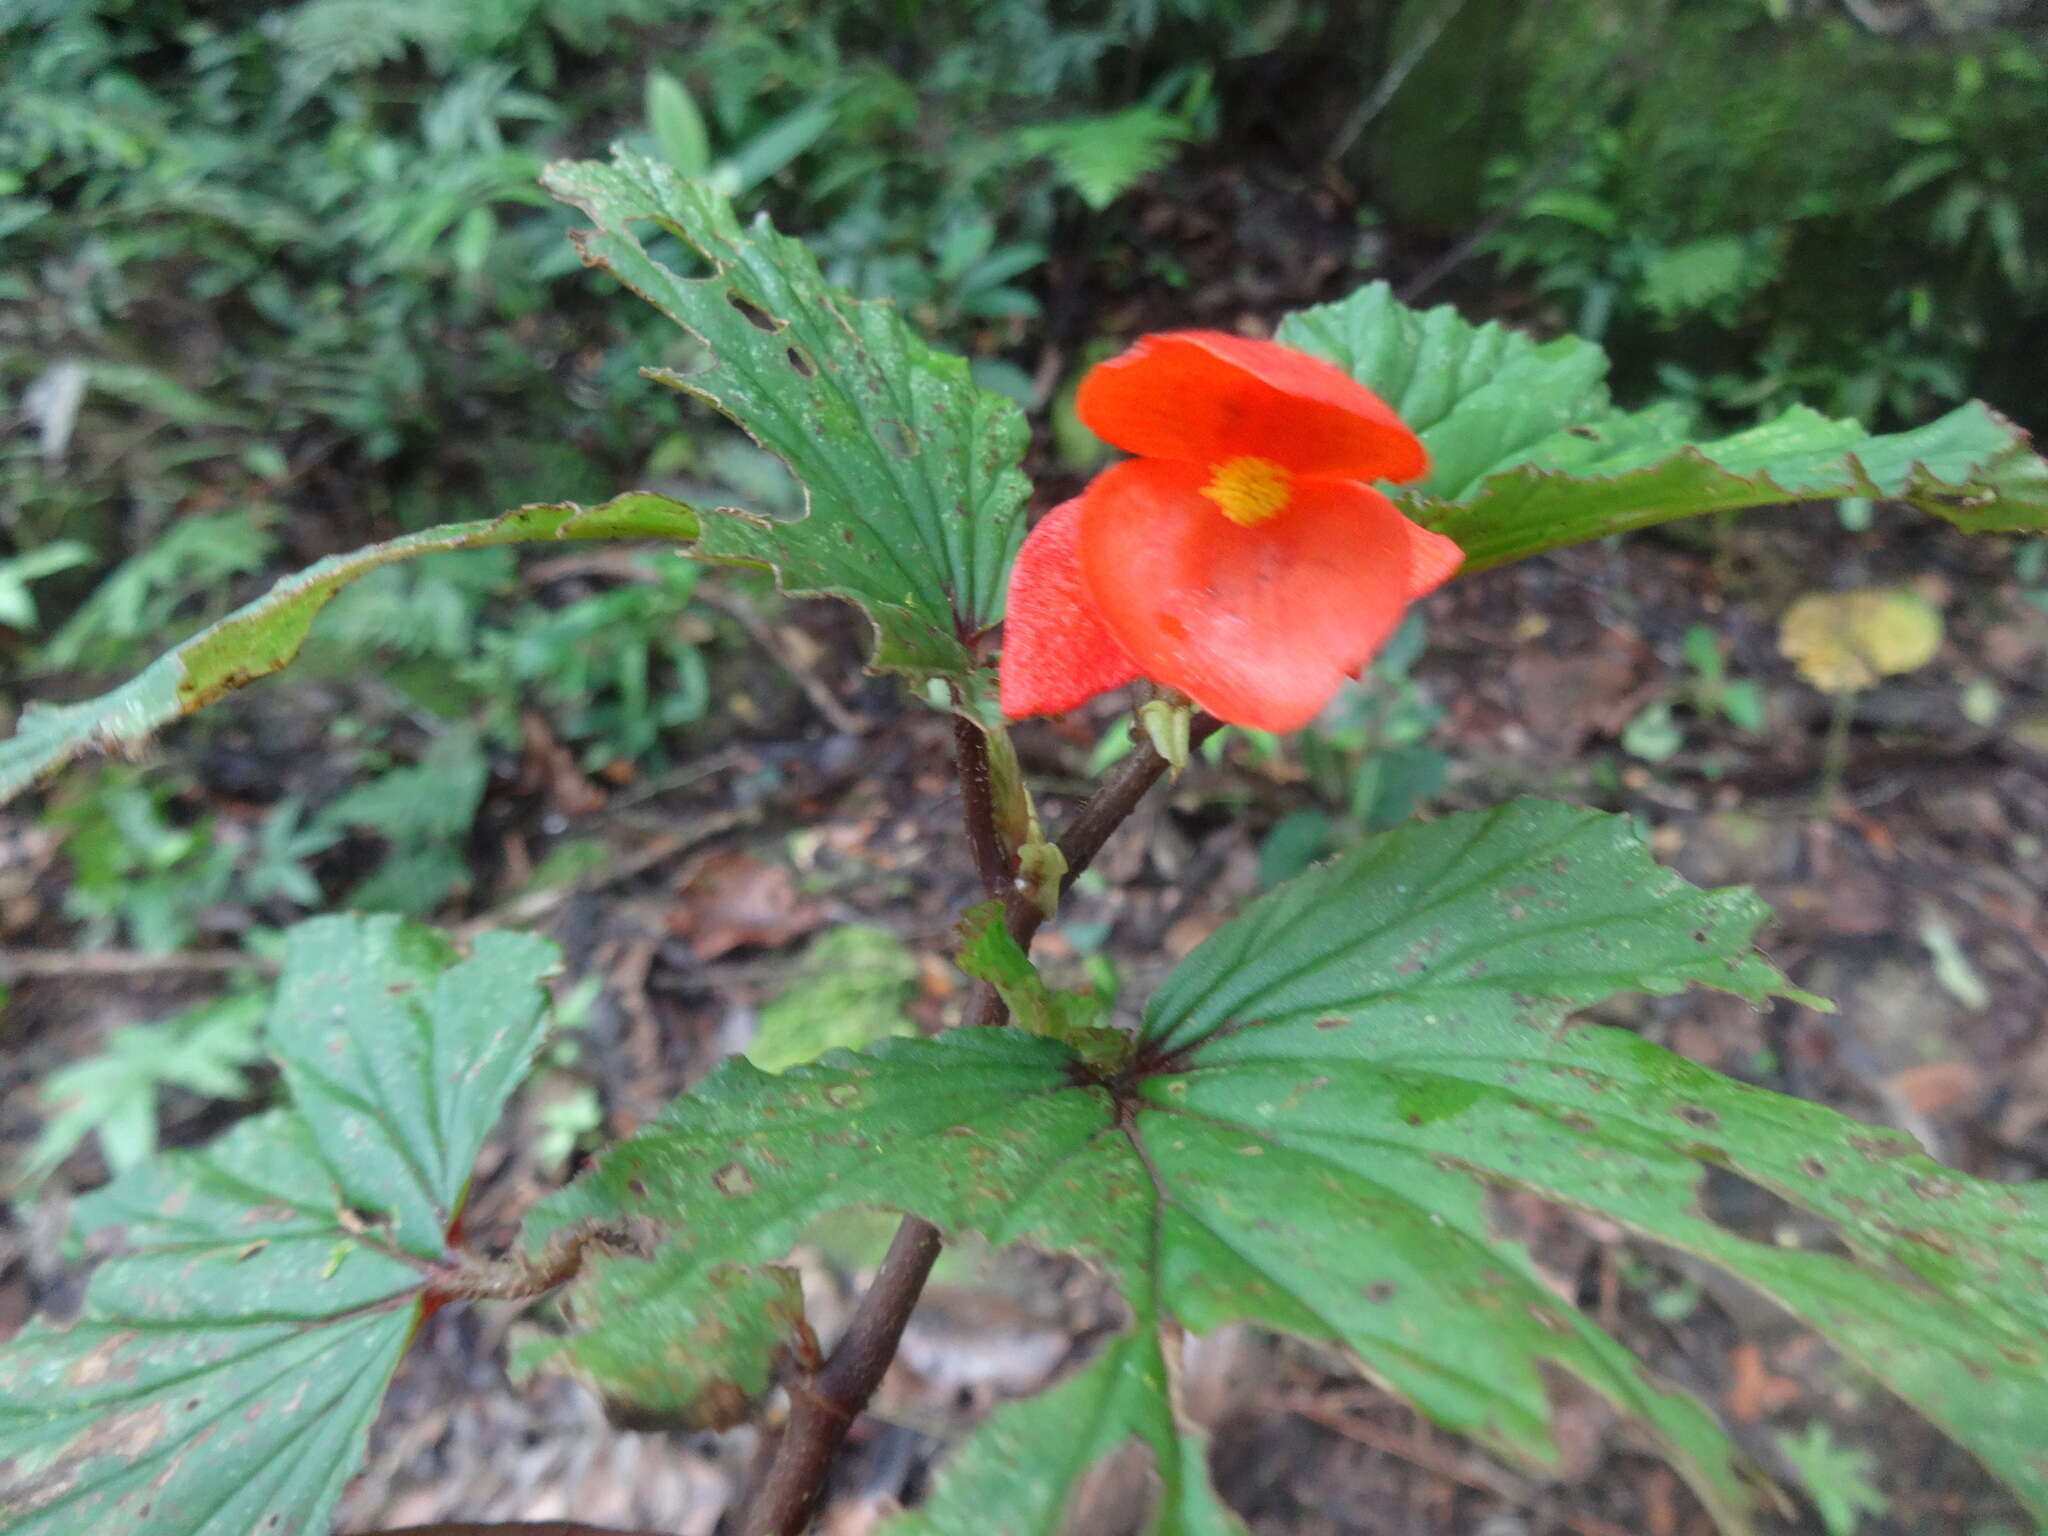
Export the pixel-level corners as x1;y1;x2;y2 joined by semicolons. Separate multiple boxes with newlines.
875;418;919;458
712;1162;755;1197
1907;1173;1964;1201
64;1332;137;1389
1;1403;167;1520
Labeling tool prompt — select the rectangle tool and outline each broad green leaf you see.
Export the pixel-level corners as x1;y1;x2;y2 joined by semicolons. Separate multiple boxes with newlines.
541;149;1031;680
0;915;559;1536
1144;802;2048;1522
526;803;2048;1532
0;1114;423;1536
1278;283;2048;571
267;915;561;1254
0;494;696;804
523;1027;1244;1532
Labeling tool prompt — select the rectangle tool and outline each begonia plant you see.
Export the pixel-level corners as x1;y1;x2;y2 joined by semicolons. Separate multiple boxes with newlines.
3;149;2047;1536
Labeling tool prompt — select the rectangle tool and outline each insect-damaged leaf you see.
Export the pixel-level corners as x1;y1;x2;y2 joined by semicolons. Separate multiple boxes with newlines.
1278;283;2048;572
542;149;1031;681
516;802;2048;1533
1140;802;2048;1523
0;495;697;804
0;915;558;1536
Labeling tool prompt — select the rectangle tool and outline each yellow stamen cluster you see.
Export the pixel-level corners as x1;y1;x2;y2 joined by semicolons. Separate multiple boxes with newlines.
1200;456;1294;527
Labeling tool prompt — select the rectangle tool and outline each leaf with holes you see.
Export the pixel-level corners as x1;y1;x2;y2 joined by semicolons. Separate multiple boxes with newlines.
1277;283;2048;572
503;806;1753;1531
541;149;1031;680
511;801;2048;1533
0;915;558;1535
1140;802;2048;1522
0;494;698;804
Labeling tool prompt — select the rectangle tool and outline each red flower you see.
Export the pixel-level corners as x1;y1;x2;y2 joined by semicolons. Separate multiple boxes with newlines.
999;331;1462;733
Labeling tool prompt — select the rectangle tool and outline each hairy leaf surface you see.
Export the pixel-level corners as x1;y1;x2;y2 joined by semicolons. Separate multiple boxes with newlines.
511;803;2048;1533
1279;283;2048;571
0;915;558;1536
0;495;697;803
543;149;1031;679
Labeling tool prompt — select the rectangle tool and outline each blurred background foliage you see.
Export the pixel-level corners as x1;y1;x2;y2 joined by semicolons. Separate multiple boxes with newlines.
3;0;2045;959
1378;0;2048;425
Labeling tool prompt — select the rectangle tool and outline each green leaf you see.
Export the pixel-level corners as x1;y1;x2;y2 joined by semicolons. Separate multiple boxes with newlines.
0;495;697;805
744;924;918;1076
1145;803;2047;1522
644;69;711;179
1277;283;2048;572
318;725;488;847
267;916;561;1254
953;900;1126;1069
527;803;2048;1532
0;914;559;1536
0;1113;425;1536
23;993;265;1186
0;541;94;632
522;1026;1244;1527
1775;1423;1887;1536
540;149;1030;680
1016;107;1189;211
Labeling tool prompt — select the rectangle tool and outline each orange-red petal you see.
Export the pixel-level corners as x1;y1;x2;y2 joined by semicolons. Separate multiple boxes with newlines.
1075;331;1428;485
1404;519;1464;596
998;499;1141;719
1075;460;1423;733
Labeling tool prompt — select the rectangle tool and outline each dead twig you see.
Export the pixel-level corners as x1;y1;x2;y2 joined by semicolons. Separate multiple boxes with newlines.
0;948;274;981
1279;1392;1638;1536
457;805;757;938
698;585;869;735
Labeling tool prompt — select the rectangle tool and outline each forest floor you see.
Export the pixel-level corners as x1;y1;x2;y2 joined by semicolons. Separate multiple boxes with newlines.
4;158;2046;1536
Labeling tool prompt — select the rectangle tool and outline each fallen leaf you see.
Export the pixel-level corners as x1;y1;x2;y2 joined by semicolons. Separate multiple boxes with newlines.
1779;589;1943;693
1727;1340;1800;1422
1886;1060;1985;1120
517;711;607;818
668;850;825;959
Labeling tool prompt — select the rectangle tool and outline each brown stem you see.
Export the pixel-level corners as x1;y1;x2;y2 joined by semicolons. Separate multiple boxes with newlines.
738;711;1220;1526
953;710;1012;898
995;712;1226;963
737;1215;943;1535
366;1525;672;1536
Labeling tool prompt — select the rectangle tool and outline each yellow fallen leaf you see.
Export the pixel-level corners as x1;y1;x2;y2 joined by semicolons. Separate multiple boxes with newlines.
1778;589;1943;693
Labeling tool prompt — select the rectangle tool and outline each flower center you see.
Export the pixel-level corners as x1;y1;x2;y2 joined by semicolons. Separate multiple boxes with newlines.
1200;456;1293;527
